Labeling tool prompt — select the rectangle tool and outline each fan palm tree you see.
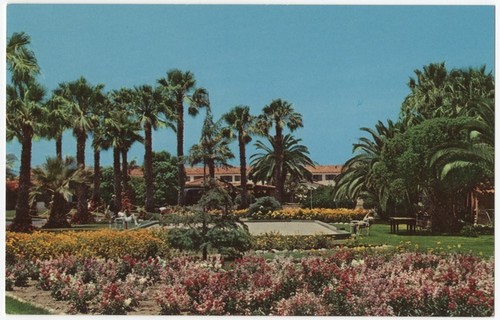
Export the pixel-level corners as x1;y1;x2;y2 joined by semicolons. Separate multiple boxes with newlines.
189;109;234;181
54;77;106;224
257;99;303;203
30;157;91;228
158;69;207;205
131;85;174;212
6;32;42;232
7;80;46;232
6;154;18;179
41;95;70;160
250;134;315;202
222;105;256;208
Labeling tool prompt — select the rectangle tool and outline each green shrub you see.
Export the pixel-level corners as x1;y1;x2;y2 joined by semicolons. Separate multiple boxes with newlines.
247;196;282;219
460;225;479;237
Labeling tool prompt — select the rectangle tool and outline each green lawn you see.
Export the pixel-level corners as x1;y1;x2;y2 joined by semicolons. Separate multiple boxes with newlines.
5;296;52;315
337;223;494;258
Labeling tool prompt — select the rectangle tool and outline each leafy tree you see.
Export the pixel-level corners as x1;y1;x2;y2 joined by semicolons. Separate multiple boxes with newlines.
250;134;315;202
158;70;208;205
151;151;179;207
30;157;91;228
222;105;256;208
256;99;304;203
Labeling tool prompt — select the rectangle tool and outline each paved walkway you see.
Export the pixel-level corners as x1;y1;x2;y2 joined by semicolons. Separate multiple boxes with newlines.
244;220;348;236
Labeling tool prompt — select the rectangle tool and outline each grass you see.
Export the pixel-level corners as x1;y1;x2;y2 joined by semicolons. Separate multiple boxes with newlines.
336;223;495;258
5;296;52;315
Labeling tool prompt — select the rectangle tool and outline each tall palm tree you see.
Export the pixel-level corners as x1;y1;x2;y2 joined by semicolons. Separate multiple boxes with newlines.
250;134;315;202
131;85;174;212
6;32;42;232
189;109;234;181
222;105;256;208
257;99;303;203
158;70;207;205
41;95;70;160
55;77;106;224
30;157;91;228
6;154;18;179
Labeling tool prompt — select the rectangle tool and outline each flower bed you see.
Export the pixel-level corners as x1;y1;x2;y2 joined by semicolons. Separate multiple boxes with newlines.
6;229;169;264
6;250;494;316
248;208;368;222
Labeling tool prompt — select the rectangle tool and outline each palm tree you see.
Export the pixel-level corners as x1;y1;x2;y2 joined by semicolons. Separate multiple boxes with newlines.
158;69;207;205
41;94;71;160
55;77;106;224
250;134;315;202
6;154;18;179
7;32;40;93
334;120;400;213
6;32;42;232
30;157;91;228
257;99;303;203
222;105;256;208
131;85;174;212
7;80;46;232
189;109;234;181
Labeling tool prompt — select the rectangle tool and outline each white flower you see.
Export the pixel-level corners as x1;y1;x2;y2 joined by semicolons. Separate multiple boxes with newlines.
124;298;132;307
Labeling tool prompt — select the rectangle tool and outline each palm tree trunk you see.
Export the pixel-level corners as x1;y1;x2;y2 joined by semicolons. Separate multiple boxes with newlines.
239;135;249;209
92;144;101;206
208;159;215;180
74;131;90;224
44;192;71;229
113;147;122;211
177;100;186;206
122;148;129;197
11;130;33;232
144;123;154;212
274;127;285;203
56;135;62;161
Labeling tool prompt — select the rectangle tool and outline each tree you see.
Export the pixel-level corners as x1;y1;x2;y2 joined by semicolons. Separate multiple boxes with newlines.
6;154;18;180
41;95;70;160
222;105;256;208
189;109;234;180
6;32;43;232
257;99;304;203
30;157;91;228
131;85;174;212
54;77;106;224
158;70;207;205
250;134;315;202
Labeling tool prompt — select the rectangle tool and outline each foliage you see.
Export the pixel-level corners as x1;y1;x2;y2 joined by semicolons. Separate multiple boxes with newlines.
247;207;367;223
253;232;341;251
247;196;282;219
300;186;356;209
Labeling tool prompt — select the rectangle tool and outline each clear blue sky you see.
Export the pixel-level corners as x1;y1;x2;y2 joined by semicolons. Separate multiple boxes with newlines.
5;4;495;170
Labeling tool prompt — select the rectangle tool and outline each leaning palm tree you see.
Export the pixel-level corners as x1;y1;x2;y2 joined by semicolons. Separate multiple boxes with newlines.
7;32;40;93
31;157;91;228
222;105;256;208
54;77;106;224
250;134;315;202
158;70;207;205
131;85;174;212
257;99;303;203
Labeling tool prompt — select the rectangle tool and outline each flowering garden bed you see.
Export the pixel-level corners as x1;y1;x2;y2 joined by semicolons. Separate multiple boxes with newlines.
233;207;368;223
6;239;494;316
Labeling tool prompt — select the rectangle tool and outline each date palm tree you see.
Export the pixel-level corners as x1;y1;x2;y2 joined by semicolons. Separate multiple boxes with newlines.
257;99;303;203
31;157;91;228
222;105;256;208
250;134;315;202
158;70;207;205
54;77;106;224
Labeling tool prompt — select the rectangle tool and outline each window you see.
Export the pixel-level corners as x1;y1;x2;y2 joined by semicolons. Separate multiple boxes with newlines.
325;174;337;181
234;176;241;182
220;175;233;182
313;174;323;181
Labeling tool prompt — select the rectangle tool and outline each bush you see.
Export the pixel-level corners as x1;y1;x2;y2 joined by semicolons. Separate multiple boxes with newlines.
459;225;479;237
300;186;356;209
247;197;282;219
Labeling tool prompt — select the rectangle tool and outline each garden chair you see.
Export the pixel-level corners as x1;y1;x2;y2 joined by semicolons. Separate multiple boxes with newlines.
350;212;374;236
